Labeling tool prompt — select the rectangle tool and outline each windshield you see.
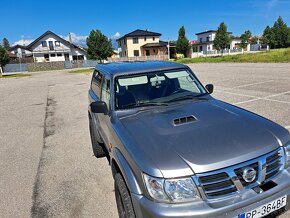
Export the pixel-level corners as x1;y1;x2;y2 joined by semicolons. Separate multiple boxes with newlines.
115;69;207;109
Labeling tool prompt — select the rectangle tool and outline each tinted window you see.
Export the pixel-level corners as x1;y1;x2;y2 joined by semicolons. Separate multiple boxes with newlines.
91;70;103;97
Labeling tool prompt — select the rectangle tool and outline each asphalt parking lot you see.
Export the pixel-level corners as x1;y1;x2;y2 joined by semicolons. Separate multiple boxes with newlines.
0;63;289;218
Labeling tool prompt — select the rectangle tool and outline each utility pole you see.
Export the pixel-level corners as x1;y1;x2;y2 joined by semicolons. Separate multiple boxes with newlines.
167;38;170;60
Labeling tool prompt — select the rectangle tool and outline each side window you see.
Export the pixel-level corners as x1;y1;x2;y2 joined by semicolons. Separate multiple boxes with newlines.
91;70;103;97
101;78;110;107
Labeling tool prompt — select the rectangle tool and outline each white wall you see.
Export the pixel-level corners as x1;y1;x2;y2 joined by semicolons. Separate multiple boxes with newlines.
30;33;87;62
230;39;241;49
197;32;215;43
30;34;71;52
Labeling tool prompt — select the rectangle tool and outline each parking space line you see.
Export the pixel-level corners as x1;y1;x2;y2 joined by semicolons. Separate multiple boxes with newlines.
234;98;261;105
216;90;290;105
263;98;290;105
215;90;257;98
222;80;274;91
264;91;290;98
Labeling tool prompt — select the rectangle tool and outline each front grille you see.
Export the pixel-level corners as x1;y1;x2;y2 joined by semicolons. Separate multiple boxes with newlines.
265;150;282;180
196;148;283;200
198;172;237;198
234;162;259;186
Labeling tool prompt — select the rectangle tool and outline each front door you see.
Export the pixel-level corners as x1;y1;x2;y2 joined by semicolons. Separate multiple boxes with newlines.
146;49;150;56
64;53;69;61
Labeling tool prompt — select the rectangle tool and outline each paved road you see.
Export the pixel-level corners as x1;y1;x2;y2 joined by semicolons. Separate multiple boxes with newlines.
0;63;289;218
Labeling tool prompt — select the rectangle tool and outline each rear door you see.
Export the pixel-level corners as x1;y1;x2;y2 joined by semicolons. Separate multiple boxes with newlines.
98;76;112;146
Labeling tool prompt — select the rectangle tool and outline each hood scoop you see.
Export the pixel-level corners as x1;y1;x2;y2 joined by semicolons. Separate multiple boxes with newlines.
173;115;197;126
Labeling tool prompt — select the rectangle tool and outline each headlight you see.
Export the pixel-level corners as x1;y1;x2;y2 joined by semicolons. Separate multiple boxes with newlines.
285;142;290;168
143;174;200;203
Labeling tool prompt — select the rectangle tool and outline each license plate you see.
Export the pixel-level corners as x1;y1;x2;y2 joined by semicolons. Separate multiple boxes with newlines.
239;195;287;218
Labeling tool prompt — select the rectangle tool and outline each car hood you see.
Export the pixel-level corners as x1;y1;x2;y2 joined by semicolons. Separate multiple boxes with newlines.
117;99;289;178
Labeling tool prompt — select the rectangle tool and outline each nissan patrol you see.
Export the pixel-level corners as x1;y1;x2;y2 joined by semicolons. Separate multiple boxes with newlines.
88;61;290;218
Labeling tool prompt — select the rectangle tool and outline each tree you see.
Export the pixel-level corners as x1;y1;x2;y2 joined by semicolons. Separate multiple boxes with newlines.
2;38;10;50
176;26;189;57
86;29;113;62
213;22;230;54
0;45;9;72
272;16;289;48
240;30;252;49
261;25;273;46
262;16;289;48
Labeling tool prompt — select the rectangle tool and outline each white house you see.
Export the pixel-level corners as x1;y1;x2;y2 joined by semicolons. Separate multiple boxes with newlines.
194;30;243;54
9;45;32;58
25;31;87;62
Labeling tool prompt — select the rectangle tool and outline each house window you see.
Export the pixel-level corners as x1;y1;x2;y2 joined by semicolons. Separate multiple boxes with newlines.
153;37;155;41
199;46;203;51
41;41;47;47
133;50;139;56
50;54;56;57
124;39;126;45
133;37;138;44
44;54;49;61
144;37;147;41
55;41;60;47
57;53;62;57
199;38;203;43
206;37;210;42
153;49;156;53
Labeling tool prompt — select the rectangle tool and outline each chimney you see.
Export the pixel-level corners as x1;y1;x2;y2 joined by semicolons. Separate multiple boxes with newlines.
69;33;72;43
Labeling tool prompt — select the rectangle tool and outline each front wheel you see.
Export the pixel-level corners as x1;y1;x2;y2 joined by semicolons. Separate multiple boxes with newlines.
114;173;136;218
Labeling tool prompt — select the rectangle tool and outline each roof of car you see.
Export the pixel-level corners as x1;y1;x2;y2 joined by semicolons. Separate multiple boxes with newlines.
95;61;187;77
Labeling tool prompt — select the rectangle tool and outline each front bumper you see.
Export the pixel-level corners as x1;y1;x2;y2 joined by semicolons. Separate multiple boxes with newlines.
131;168;290;218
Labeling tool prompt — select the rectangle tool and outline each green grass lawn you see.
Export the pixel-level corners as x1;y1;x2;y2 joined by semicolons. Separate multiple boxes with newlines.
175;48;290;64
0;73;32;79
69;68;94;75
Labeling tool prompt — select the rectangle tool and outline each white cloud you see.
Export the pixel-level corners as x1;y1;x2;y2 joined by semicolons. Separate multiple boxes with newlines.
12;39;34;46
61;32;88;45
111;32;121;40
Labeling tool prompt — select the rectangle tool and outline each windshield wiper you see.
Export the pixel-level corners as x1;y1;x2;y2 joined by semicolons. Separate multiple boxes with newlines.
123;101;169;108
166;95;208;103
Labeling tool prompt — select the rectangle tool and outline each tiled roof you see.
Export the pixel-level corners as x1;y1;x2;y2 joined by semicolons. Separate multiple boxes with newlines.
118;29;161;40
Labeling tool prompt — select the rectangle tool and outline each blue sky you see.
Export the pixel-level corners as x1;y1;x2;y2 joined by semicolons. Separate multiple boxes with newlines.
1;0;290;46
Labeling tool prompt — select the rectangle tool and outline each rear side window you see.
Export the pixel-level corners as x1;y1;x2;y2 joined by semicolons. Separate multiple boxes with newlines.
101;78;110;107
91;70;103;97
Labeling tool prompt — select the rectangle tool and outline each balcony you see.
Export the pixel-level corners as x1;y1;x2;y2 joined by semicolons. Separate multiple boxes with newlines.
32;45;71;53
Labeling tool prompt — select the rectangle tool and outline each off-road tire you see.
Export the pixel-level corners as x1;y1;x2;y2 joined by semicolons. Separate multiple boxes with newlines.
114;173;136;218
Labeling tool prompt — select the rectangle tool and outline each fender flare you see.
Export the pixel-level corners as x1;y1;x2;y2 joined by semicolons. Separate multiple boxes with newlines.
112;148;142;195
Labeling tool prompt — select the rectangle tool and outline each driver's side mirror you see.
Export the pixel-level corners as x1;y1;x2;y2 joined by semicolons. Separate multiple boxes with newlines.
205;84;214;94
90;101;108;114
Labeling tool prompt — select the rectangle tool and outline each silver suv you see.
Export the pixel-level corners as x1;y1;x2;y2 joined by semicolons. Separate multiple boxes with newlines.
88;61;290;218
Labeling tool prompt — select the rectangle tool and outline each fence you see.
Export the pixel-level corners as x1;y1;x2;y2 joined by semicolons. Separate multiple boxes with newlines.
191;48;244;58
3;63;28;73
250;44;269;51
2;60;98;73
108;55;168;62
2;56;168;74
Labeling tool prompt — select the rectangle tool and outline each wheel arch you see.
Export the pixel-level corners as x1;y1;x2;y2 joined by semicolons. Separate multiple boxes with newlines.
111;148;142;195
